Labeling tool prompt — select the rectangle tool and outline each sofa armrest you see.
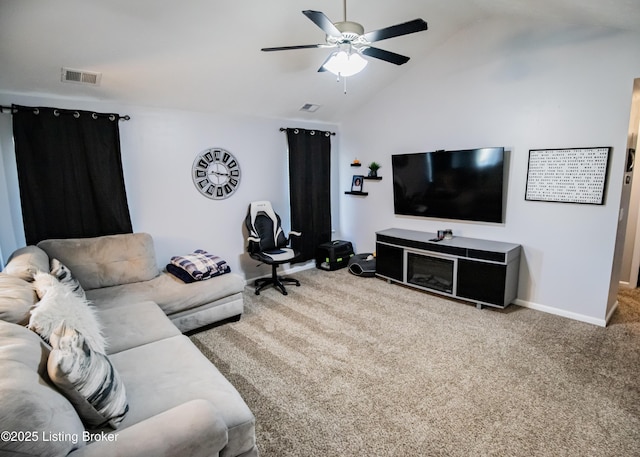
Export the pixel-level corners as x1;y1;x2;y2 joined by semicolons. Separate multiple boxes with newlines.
70;399;228;457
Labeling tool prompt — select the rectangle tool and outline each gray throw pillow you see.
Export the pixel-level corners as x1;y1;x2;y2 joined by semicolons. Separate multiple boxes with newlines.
47;321;129;429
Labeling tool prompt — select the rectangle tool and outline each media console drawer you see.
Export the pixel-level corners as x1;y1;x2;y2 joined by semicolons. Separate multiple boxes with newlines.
375;228;520;309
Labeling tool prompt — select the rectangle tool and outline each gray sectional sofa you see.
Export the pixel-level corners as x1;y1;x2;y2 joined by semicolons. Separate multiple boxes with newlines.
37;233;245;333
0;232;257;457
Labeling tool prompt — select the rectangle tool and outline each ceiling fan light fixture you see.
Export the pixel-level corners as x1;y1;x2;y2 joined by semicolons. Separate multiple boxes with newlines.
322;50;367;77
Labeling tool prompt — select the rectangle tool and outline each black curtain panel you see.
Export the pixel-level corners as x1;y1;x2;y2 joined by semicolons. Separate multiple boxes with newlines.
12;105;132;245
286;128;332;262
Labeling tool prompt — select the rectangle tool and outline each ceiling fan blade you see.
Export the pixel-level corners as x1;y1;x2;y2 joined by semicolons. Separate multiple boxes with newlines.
261;44;328;52
361;47;410;65
302;10;343;38
363;18;428;43
317;52;335;72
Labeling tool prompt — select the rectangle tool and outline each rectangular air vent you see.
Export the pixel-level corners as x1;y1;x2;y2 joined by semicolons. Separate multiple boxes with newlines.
300;103;320;113
61;67;102;86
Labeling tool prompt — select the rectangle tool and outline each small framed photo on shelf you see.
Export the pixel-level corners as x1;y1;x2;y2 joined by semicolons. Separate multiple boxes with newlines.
351;175;364;192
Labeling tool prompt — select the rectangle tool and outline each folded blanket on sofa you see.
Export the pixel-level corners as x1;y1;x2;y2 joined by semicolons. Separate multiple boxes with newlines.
167;250;230;283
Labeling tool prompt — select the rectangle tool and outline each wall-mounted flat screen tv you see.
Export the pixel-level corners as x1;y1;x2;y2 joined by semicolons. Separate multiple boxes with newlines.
392;147;505;223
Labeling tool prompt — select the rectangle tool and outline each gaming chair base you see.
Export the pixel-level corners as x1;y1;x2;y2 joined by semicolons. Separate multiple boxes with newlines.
254;264;300;295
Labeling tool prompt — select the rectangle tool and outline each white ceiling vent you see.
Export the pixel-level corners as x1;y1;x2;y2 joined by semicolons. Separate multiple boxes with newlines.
300;103;320;113
61;67;102;86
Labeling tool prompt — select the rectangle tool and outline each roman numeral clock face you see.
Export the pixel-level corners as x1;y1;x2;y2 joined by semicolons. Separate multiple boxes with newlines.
192;148;241;199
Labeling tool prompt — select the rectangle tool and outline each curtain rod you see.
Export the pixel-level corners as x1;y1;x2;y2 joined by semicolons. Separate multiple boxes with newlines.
0;105;130;121
280;127;335;136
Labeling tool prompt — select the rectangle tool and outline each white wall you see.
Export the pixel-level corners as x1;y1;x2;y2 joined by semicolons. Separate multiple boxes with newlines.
0;94;339;280
337;18;640;325
2;18;639;325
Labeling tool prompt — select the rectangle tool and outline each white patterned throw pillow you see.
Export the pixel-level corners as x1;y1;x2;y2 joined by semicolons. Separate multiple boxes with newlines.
47;321;129;429
50;258;86;299
29;272;105;353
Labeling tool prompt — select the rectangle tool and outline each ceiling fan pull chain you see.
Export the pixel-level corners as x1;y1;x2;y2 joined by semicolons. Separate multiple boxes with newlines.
343;76;348;95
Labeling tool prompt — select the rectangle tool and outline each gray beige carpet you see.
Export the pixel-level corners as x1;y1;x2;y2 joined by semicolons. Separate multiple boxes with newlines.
191;268;640;457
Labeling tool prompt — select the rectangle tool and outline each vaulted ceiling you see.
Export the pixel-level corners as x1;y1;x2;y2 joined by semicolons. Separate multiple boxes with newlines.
1;0;639;123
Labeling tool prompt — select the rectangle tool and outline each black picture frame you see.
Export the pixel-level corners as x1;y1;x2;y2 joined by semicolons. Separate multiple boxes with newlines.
525;147;611;205
351;175;364;192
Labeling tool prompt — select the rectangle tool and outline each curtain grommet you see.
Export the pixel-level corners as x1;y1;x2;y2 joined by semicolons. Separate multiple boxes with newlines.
73;111;80;118
109;114;116;121
92;113;98;120
53;109;60;117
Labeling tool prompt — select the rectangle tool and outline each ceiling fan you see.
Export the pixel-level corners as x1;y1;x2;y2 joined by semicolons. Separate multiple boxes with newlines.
261;0;428;77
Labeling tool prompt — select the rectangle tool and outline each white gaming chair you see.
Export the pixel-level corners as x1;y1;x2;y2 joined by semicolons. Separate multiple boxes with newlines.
245;201;302;295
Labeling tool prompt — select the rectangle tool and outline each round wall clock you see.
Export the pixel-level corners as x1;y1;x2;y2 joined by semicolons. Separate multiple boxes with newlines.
192;148;241;200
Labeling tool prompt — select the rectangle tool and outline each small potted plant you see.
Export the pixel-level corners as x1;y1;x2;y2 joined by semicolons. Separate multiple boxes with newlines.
368;161;381;177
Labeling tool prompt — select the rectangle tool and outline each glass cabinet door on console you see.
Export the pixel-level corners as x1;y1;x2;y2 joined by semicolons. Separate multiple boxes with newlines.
406;252;455;294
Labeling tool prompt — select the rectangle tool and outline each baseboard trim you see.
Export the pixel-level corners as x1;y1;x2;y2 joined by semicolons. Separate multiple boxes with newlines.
245;261;316;285
605;300;619;325
513;298;608;327
285;261;317;275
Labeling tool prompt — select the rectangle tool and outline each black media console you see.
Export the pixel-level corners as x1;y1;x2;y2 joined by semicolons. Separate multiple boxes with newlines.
376;228;521;309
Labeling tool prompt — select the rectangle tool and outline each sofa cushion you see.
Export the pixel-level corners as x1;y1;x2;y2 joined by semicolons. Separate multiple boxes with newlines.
29;272;106;353
48;321;129;429
109;335;256;457
96;300;181;355
86;271;245;316
67;400;230;457
0;273;37;325
0;320;85;456
38;233;160;291
3;245;49;281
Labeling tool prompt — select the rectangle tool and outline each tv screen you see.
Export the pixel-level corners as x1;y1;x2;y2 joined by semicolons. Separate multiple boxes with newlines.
392;147;505;223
